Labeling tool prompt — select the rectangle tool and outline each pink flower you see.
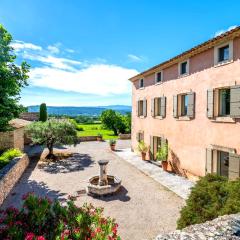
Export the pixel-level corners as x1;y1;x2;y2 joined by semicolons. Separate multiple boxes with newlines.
37;236;45;240
25;232;35;240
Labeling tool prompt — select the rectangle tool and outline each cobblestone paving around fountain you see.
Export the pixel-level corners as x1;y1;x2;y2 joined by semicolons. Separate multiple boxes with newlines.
1;140;184;240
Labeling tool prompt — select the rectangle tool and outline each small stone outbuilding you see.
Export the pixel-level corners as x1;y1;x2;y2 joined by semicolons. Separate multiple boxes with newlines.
0;119;31;152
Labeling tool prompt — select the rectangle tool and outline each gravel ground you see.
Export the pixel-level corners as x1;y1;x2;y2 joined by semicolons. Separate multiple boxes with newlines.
1;140;184;240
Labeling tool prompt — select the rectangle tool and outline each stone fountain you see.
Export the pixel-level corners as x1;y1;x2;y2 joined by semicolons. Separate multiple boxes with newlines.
87;160;121;196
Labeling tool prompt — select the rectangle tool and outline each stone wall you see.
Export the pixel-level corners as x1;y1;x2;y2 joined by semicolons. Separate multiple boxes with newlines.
155;214;240;240
119;133;131;140
0;128;24;151
0;154;29;205
78;136;98;142
19;112;38;121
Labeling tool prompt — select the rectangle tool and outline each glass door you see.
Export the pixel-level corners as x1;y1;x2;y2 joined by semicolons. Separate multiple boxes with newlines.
218;151;229;178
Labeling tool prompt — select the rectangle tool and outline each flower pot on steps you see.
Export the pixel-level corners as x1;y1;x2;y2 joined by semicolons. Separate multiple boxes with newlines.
161;161;168;171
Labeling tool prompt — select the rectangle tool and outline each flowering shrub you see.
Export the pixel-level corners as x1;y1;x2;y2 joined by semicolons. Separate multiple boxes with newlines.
0;193;121;240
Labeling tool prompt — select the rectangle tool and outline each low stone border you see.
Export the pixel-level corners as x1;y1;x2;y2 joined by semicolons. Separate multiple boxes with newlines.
155;213;240;239
0;154;29;205
78;136;98;142
118;133;131;140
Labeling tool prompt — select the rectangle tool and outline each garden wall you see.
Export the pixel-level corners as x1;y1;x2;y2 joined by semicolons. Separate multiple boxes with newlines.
0;128;24;151
78;136;98;142
119;133;131;140
0;154;29;205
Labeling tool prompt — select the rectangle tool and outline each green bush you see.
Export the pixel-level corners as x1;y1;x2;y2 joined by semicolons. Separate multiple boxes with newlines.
0;148;22;169
76;125;84;131
177;174;240;229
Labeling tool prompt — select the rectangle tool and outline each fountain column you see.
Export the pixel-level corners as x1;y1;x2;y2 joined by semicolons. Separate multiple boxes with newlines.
98;160;109;186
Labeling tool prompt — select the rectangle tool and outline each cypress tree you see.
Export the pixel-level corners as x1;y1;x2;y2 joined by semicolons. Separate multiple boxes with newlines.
39;103;48;122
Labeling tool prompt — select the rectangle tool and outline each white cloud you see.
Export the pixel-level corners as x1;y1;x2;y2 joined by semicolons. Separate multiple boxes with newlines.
65;48;75;53
11;40;42;52
23;52;82;71
214;25;238;37
13;40;139;96
127;54;143;62
47;45;60;54
29;64;138;95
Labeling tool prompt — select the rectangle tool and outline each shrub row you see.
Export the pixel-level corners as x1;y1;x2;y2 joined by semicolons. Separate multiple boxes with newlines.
177;174;240;229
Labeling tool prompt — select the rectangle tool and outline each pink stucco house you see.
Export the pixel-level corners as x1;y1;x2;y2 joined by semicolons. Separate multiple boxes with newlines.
130;27;240;180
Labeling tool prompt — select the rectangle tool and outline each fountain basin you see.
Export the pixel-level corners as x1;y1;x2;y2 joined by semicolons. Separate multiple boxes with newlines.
87;175;121;196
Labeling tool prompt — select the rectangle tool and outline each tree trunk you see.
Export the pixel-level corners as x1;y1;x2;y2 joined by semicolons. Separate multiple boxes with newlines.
113;128;118;136
46;143;56;160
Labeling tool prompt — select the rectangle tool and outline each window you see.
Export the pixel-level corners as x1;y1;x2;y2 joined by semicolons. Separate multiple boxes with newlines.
136;131;144;142
178;60;189;76
139;100;144;116
151;96;166;118
154;98;161;116
181;94;188;116
214;41;233;65
218;151;229;178
155;71;162;84
139;79;144;88
173;92;195;119
219;88;230;116
137;99;147;117
153;136;161;160
207;86;240;119
218;45;229;62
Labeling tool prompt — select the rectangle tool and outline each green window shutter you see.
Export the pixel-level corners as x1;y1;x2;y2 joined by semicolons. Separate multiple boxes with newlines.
143;98;147;117
173;95;178;118
206;148;213;174
230;85;240;118
207;89;214;118
151;98;155;117
187;92;195;118
160;96;166;118
229;153;240;180
150;136;154;160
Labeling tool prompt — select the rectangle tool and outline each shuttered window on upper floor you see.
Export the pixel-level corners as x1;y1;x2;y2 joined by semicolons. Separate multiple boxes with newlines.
173;92;195;119
207;85;240;119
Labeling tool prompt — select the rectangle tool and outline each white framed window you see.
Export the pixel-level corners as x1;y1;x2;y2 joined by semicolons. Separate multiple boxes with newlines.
214;40;233;65
178;59;189;76
155;71;163;84
139;78;144;88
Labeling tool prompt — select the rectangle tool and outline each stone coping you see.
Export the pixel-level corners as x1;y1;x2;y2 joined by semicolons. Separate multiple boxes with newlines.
0;154;29;205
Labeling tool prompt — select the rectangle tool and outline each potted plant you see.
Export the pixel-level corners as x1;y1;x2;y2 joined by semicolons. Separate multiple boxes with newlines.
137;140;149;160
97;133;103;141
109;139;116;151
156;142;168;171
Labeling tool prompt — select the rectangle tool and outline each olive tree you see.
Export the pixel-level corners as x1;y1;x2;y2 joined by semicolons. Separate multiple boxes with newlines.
26;119;78;159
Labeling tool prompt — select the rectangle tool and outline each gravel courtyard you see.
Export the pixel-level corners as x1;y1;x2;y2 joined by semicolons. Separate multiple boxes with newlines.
2;140;184;240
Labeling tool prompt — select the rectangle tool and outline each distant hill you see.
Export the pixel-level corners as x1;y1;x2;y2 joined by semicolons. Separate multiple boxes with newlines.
28;105;132;116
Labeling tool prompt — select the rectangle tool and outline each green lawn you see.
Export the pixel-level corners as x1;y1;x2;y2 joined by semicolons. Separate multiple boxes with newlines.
77;123;118;140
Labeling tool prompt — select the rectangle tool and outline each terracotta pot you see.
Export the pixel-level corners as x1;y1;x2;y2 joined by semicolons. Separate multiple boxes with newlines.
141;152;146;161
110;144;116;151
161;161;168;171
97;137;102;141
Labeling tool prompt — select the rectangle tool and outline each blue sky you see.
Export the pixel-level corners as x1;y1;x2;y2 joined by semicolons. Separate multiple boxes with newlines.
0;0;239;106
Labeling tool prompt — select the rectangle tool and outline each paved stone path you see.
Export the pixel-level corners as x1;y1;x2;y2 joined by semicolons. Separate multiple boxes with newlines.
2;140;185;240
114;148;195;200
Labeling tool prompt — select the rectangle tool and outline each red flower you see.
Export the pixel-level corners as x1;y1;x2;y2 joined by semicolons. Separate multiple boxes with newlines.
37;236;45;240
25;232;35;240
